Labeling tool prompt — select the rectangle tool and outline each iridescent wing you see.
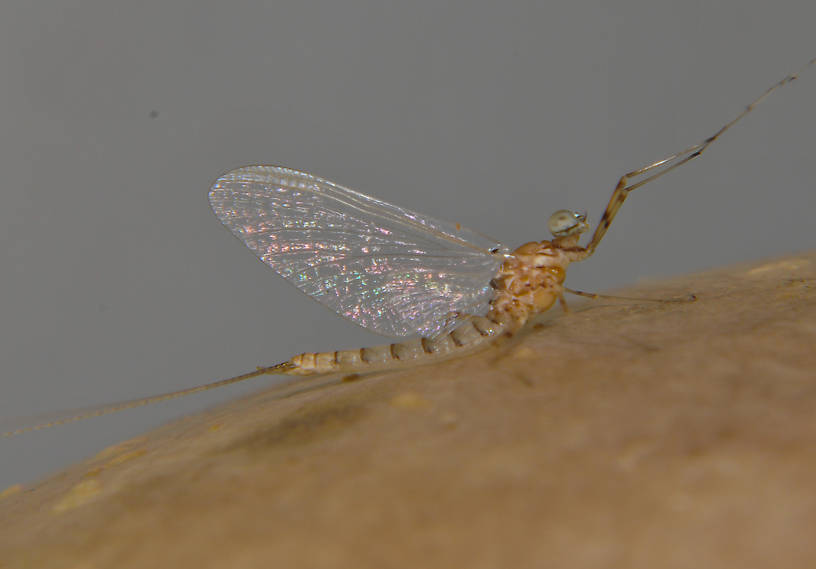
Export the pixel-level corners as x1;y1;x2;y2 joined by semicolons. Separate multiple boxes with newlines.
209;165;508;338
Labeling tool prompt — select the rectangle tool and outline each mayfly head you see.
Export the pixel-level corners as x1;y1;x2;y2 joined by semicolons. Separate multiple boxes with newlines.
547;209;589;238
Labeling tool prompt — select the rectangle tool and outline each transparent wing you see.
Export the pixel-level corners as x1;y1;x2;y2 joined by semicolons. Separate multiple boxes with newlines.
209;165;507;338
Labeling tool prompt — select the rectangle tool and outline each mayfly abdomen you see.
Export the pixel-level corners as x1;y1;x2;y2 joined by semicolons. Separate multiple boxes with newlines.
287;315;507;376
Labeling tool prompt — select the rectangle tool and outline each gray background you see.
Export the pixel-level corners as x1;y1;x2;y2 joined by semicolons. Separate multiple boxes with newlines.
1;0;814;489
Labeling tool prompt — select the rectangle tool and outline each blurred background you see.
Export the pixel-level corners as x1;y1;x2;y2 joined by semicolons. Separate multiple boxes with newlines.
1;0;814;488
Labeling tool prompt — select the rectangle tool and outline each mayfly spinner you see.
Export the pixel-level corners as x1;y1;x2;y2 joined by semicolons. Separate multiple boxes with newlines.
4;58;814;436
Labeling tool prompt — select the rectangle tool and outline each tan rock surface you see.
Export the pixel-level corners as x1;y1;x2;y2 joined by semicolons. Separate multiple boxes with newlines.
1;252;815;569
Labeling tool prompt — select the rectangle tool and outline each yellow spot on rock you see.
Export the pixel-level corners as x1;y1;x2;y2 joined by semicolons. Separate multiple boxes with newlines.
53;479;102;514
745;259;810;276
82;467;104;478
94;436;147;460
439;412;459;429
390;392;431;410
511;346;537;360
84;447;146;478
104;448;146;468
0;484;23;500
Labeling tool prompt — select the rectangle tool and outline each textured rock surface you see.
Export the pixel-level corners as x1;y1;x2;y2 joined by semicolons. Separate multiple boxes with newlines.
1;252;815;569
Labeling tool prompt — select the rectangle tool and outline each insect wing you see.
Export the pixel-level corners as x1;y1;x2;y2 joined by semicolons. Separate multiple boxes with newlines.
209;166;506;338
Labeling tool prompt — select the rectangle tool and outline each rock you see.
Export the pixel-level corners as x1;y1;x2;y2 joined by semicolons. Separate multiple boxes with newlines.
1;252;815;569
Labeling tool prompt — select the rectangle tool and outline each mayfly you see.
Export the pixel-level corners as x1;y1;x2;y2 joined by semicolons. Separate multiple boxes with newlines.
3;58;814;437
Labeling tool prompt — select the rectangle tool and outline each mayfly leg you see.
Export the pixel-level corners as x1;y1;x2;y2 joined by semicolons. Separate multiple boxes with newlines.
564;287;695;304
579;57;816;258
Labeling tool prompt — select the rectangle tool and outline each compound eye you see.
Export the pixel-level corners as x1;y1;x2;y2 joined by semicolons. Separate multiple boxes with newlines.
548;209;587;237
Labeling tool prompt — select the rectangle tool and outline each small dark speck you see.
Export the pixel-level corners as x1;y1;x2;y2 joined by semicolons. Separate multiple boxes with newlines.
149;110;159;119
